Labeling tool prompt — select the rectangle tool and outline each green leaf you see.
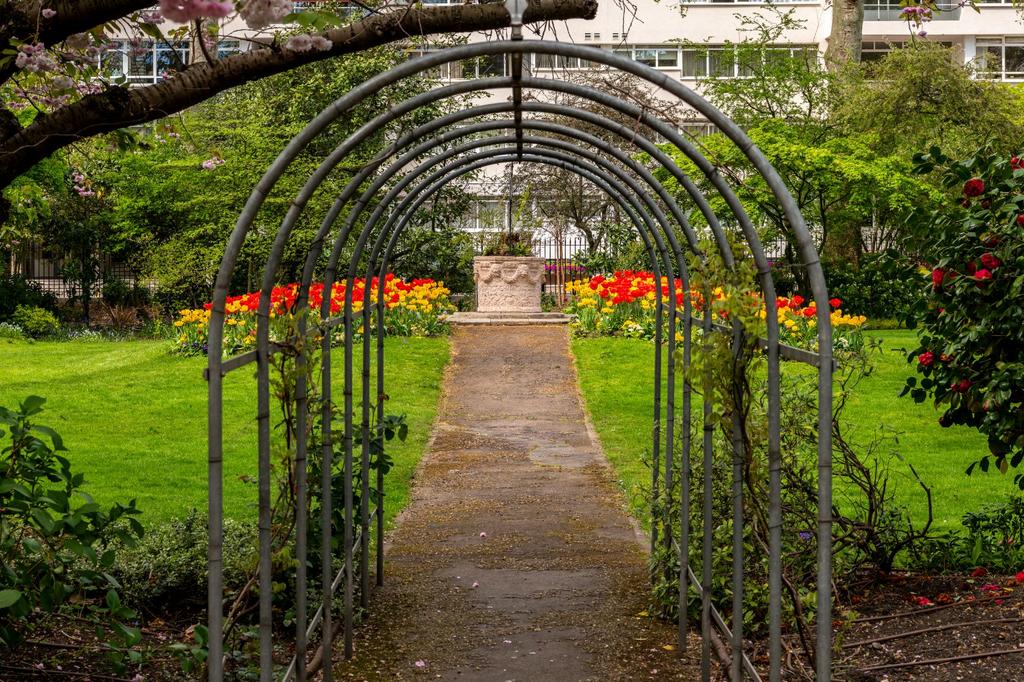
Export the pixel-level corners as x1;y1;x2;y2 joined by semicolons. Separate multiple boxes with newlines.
33;424;65;451
21;395;46;415
106;589;121;612
0;590;22;609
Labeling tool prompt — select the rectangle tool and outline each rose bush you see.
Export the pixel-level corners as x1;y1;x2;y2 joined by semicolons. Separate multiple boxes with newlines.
905;147;1024;487
565;270;866;348
173;274;453;354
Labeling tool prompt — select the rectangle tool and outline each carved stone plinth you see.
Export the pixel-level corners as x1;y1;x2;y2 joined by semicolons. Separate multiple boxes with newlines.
473;256;545;313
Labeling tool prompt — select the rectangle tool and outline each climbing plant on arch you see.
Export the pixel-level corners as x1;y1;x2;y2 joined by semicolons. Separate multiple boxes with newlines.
206;9;835;681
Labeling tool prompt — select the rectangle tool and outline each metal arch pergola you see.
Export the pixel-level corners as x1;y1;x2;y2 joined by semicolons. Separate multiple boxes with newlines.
206;6;835;681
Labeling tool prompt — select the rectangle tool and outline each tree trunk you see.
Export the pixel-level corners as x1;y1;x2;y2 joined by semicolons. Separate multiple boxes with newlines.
825;0;864;70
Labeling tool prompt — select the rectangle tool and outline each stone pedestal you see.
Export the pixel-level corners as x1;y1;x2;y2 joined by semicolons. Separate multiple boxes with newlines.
473;256;544;313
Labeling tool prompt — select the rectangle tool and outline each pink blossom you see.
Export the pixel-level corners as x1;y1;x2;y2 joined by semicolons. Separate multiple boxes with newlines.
159;0;233;23
310;35;333;51
201;156;225;170
240;0;294;30
284;34;313;52
42;8;57;18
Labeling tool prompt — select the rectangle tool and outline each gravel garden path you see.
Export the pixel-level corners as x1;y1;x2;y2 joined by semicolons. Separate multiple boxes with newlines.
334;324;699;681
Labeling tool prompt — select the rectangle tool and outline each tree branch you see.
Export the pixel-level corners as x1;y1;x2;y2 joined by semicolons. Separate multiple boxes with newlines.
0;0;155;87
0;0;597;192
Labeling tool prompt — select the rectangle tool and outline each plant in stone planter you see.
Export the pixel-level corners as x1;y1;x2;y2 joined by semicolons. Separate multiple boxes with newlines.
482;229;534;257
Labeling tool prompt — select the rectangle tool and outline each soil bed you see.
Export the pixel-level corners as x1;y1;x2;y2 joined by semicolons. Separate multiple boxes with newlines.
838;571;1024;681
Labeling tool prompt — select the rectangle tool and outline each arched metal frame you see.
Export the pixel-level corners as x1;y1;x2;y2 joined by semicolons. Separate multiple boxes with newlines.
207;20;833;682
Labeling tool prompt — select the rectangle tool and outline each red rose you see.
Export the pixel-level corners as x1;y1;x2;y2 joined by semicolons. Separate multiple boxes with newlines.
980;253;1001;269
931;268;945;289
829;298;842;308
963;178;985;197
975;268;993;284
918;351;935;367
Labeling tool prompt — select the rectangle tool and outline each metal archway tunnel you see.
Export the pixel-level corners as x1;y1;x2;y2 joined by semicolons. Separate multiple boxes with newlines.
206;7;834;680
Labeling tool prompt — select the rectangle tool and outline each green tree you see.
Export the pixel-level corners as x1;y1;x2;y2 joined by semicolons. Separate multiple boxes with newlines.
88;46;471;309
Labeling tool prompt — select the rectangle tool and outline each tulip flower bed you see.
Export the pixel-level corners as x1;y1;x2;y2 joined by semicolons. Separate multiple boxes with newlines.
173;275;454;355
565;271;867;347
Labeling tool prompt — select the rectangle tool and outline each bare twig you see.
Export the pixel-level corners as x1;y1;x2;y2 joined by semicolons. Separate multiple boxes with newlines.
854;645;1024;673
0;663;134;681
854;592;1013;624
843;616;1024;649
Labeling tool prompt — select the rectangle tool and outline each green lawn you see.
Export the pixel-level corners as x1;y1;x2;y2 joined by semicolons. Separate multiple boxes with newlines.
572;330;1016;531
0;337;450;526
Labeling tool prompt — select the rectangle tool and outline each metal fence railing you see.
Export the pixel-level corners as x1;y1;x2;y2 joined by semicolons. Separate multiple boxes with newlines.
3;242;138;298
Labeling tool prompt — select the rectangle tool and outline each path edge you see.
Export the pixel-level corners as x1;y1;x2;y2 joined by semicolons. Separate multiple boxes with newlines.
563;330;653;554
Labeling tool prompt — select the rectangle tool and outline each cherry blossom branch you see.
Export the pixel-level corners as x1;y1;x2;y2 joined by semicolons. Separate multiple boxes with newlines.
0;0;597;195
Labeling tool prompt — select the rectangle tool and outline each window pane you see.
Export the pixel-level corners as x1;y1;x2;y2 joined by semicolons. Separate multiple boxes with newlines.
101;43;125;78
681;49;706;77
217;40;242;60
708;48;732;77
156;42;188;78
635;49;657;66
535;53;556;69
478;53;505;77
128;48;153;80
657;48;678;67
1005;45;1024;76
975;44;1002;76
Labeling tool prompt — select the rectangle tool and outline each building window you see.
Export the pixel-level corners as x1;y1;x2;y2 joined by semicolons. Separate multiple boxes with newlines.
975;37;1024;80
461;53;506;78
860;40;903;62
633;46;679;68
680;121;717;138
681;0;816;4
217;40;244;60
682;47;736;77
100;39;189;84
406;47;459;81
534;53;593;70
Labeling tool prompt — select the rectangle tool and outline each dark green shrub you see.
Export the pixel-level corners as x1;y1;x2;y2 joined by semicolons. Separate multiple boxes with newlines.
910;495;1024;573
0;396;144;648
112;511;255;611
822;251;918;320
0;275;58;321
905;147;1024;486
101;278;151;308
11;305;60;338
